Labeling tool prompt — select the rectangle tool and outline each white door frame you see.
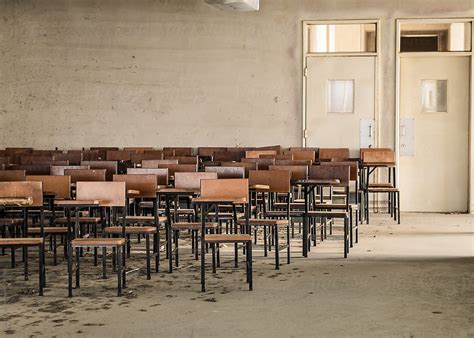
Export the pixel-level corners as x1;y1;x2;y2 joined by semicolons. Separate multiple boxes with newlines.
395;18;474;213
302;19;381;147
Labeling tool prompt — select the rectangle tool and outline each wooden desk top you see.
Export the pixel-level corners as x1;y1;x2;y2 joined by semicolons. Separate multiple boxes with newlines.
0;197;33;206
55;200;100;207
294;179;340;186
192;197;248;205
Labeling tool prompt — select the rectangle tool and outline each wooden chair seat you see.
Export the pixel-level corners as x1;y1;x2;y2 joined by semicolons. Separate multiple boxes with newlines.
264;210;305;217
176;208;195;215
204;234;252;243
368;183;394;188
28;227;68;234
237;218;287;226
0;238;44;246
171;222;218;230
307;211;348;218
368;187;399;193
0;218;23;226
315;203;358;210
55;217;101;223
104;226;156;234
71;238;126;248
125;215;167;223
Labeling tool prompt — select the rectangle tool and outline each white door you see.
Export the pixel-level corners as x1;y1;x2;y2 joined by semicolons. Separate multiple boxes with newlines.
400;56;470;212
306;56;376;155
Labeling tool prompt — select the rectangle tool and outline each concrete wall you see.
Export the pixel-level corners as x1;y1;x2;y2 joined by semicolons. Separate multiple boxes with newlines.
0;0;472;149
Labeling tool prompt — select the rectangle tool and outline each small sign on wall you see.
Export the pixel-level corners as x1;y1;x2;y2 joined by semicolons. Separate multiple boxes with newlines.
400;118;415;156
360;119;375;148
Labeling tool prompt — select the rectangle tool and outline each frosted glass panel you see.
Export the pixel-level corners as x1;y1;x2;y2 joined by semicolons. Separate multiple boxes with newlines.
327;80;354;113
421;80;447;113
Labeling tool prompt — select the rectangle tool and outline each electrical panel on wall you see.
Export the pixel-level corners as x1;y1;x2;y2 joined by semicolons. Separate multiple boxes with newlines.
400;118;415;156
360;119;375;148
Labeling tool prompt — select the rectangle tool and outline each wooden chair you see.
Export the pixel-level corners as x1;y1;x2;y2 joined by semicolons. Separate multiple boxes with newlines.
26;175;71;265
307;165;351;258
318;148;350;162
171;172;218;268
64;169;107;183
80;161;118;180
214;151;244;162
242;158;275;170
111;174;162;278
245;150;277;159
66;181;127;297
283;149;316;161
124;147;155;153
141;159;178;168
157;164;198;178
220;161;257;178
11;165;50;175
163;147;193;157
0;170;26;181
361;148;400;224
260;154;294;160
0;181;46;295
240;170;291;269
193;178;252;292
275;160;312;166
50;165;89;176
67;150;99;161
127;168;169;187
54;152;83;165
106;150;134;162
130;152;163;166
205;166;245;179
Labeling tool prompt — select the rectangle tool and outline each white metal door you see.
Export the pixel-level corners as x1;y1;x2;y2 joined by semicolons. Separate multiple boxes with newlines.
306;56;376;155
400;56;470;212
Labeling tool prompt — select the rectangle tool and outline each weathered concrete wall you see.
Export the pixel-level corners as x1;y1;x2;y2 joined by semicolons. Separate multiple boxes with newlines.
0;0;472;149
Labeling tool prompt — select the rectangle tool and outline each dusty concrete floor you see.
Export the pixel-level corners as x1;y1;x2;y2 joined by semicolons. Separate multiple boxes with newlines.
1;213;473;337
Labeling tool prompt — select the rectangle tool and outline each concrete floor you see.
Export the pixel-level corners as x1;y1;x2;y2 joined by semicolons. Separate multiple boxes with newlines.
1;213;473;337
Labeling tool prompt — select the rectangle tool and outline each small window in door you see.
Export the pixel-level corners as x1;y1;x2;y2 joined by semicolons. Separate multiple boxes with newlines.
327;80;354;114
421;80;447;113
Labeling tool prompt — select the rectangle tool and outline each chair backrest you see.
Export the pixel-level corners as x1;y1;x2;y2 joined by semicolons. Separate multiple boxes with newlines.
124;147;154;153
142;159;178;168
0;170;26;182
175;172;218;190
241;158;275;170
113;174;157;198
318;148;350;161
106;150;134;161
81;161;118;180
89;147;119;160
245;150;277;159
158;164;197;177
198;147;227;157
163;147;193;157
51;165;89;176
0;181;43;206
269;165;308;181
283;150;316;161
68;150;99;161
127;168;169;186
64;169;107;183
205;166;245;179
12;165;51;175
0;157;10;165
26;175;71;199
54;152;82;165
260;154;294;160
360;148;395;164
20;155;53;165
76;181;126;207
214;151;244;162
275;160;312;166
173;156;199;165
31;160;69;166
309;165;350;187
200;178;249;203
321;161;358;181
249;170;291;193
130;152;164;165
220;161;257;177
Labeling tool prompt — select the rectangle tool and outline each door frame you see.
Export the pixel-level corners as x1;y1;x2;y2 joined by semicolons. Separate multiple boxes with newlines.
395;18;474;213
302;19;381;147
